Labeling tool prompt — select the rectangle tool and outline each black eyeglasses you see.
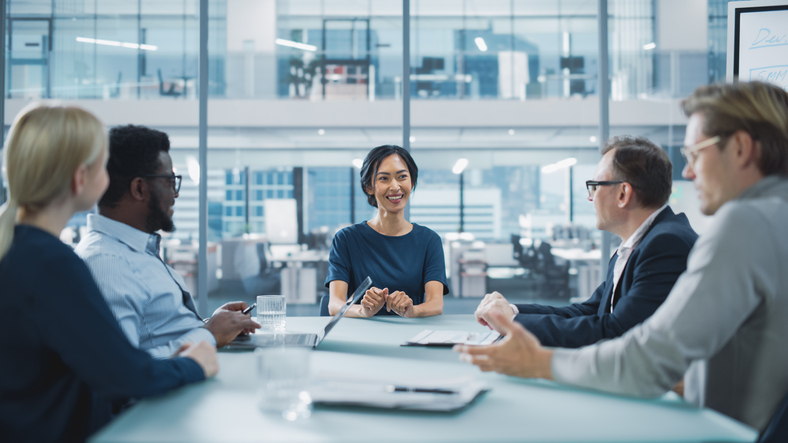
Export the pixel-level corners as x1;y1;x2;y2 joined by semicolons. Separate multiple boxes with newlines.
585;180;624;197
142;174;182;193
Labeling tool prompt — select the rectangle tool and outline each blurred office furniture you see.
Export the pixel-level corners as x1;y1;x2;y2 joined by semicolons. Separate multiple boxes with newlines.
165;241;219;296
221;236;280;297
280;260;317;304
320;18;372;100
459;247;486;297
575;259;602;303
319;294;331;316
512;235;571;299
560;55;587;96
306;226;331;250
158;69;182;97
110;72;121;98
446;233;487;297
265;199;299;244
264;199;319;304
414;56;447;97
547;223;592;243
758;390;788;443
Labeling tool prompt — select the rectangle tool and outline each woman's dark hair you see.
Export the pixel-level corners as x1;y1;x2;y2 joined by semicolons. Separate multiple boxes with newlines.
359;145;418;208
99;124;171;209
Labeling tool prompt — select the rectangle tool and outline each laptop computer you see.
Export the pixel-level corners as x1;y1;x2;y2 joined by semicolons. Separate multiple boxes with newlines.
229;276;373;349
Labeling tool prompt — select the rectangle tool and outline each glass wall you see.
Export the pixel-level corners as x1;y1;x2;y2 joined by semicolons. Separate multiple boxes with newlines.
3;0;726;310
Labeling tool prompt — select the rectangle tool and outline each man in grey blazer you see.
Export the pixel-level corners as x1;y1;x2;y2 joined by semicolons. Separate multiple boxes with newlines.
456;81;788;432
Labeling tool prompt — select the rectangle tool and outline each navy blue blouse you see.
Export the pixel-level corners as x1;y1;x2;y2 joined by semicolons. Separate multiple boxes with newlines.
0;225;204;442
325;222;448;315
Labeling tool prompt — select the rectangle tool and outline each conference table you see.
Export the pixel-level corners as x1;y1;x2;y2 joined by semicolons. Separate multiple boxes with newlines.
91;315;758;442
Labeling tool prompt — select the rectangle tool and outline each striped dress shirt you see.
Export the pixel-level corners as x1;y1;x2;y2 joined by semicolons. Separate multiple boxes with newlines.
75;214;216;359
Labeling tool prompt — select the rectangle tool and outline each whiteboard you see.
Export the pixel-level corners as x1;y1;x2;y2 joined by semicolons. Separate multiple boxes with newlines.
727;1;788;90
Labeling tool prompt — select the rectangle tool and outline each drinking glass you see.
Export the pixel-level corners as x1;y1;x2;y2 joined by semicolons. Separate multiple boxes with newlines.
257;294;286;333
256;347;312;420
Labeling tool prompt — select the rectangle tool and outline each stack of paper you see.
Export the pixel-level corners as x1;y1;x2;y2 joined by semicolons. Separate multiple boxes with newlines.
402;329;501;347
309;373;489;411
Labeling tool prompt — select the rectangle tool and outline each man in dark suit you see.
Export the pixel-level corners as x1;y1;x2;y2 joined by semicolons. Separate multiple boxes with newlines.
475;135;698;348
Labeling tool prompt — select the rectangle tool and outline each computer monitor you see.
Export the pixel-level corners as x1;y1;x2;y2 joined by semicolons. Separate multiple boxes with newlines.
264;199;298;244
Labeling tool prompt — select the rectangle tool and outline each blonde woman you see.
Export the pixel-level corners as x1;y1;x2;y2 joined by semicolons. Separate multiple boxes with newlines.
0;104;217;443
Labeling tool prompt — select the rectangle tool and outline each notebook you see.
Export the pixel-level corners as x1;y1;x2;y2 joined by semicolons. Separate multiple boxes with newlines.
401;329;501;347
309;373;490;412
229;276;373;349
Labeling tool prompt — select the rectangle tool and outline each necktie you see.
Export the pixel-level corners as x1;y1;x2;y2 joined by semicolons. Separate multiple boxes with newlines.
151;237;204;321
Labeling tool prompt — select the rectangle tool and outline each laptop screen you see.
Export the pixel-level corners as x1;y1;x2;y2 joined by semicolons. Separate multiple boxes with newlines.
318;276;373;342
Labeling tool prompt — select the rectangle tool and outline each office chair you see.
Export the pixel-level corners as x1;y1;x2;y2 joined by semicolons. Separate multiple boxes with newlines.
758;389;788;443
511;235;570;298
158;69;181;97
110;72;122;98
533;242;571;299
319;294;331;316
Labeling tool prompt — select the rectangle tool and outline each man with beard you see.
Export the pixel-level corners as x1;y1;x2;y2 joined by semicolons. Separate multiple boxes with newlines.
76;125;259;359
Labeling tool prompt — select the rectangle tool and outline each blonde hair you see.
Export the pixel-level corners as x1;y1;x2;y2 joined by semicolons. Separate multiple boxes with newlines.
682;81;788;176
0;104;106;260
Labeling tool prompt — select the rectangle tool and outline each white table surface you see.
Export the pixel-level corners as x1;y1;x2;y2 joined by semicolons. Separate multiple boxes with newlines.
91;315;757;443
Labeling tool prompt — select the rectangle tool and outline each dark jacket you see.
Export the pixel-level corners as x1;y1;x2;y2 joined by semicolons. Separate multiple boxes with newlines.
515;207;698;348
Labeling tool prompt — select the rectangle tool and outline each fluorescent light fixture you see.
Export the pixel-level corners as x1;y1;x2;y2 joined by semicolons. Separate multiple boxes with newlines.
453;158;469;175
643;42;656;50
409;136;416;143
76;37;157;51
541;157;577;174
474;37;488;52
589;135;598;143
352;158;363;169
275;38;317;52
317;129;325;135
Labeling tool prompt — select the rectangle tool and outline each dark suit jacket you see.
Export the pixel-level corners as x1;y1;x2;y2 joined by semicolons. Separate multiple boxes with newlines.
514;206;698;348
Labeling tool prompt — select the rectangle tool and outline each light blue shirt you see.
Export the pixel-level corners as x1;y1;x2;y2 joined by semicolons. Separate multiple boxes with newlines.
75;214;216;359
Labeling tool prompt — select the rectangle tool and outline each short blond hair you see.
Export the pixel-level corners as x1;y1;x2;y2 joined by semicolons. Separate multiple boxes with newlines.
0;104;106;260
682;81;788;176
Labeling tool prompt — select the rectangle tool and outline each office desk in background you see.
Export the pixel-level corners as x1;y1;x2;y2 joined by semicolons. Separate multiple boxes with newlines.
91;315;757;443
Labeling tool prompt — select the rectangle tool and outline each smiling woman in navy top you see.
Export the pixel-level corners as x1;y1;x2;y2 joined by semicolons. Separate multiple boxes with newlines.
326;145;448;318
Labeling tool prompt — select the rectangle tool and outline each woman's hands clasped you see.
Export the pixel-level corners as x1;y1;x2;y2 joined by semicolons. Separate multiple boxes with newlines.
359;287;388;317
359;287;414;318
386;291;415;318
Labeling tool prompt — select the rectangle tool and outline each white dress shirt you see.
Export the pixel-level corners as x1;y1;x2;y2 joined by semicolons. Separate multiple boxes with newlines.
609;204;668;312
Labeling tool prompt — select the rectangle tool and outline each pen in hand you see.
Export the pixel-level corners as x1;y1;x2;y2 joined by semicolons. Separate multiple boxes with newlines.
242;303;256;315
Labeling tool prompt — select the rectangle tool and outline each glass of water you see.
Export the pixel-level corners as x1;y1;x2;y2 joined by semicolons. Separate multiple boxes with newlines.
256;347;312;421
257;294;286;333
